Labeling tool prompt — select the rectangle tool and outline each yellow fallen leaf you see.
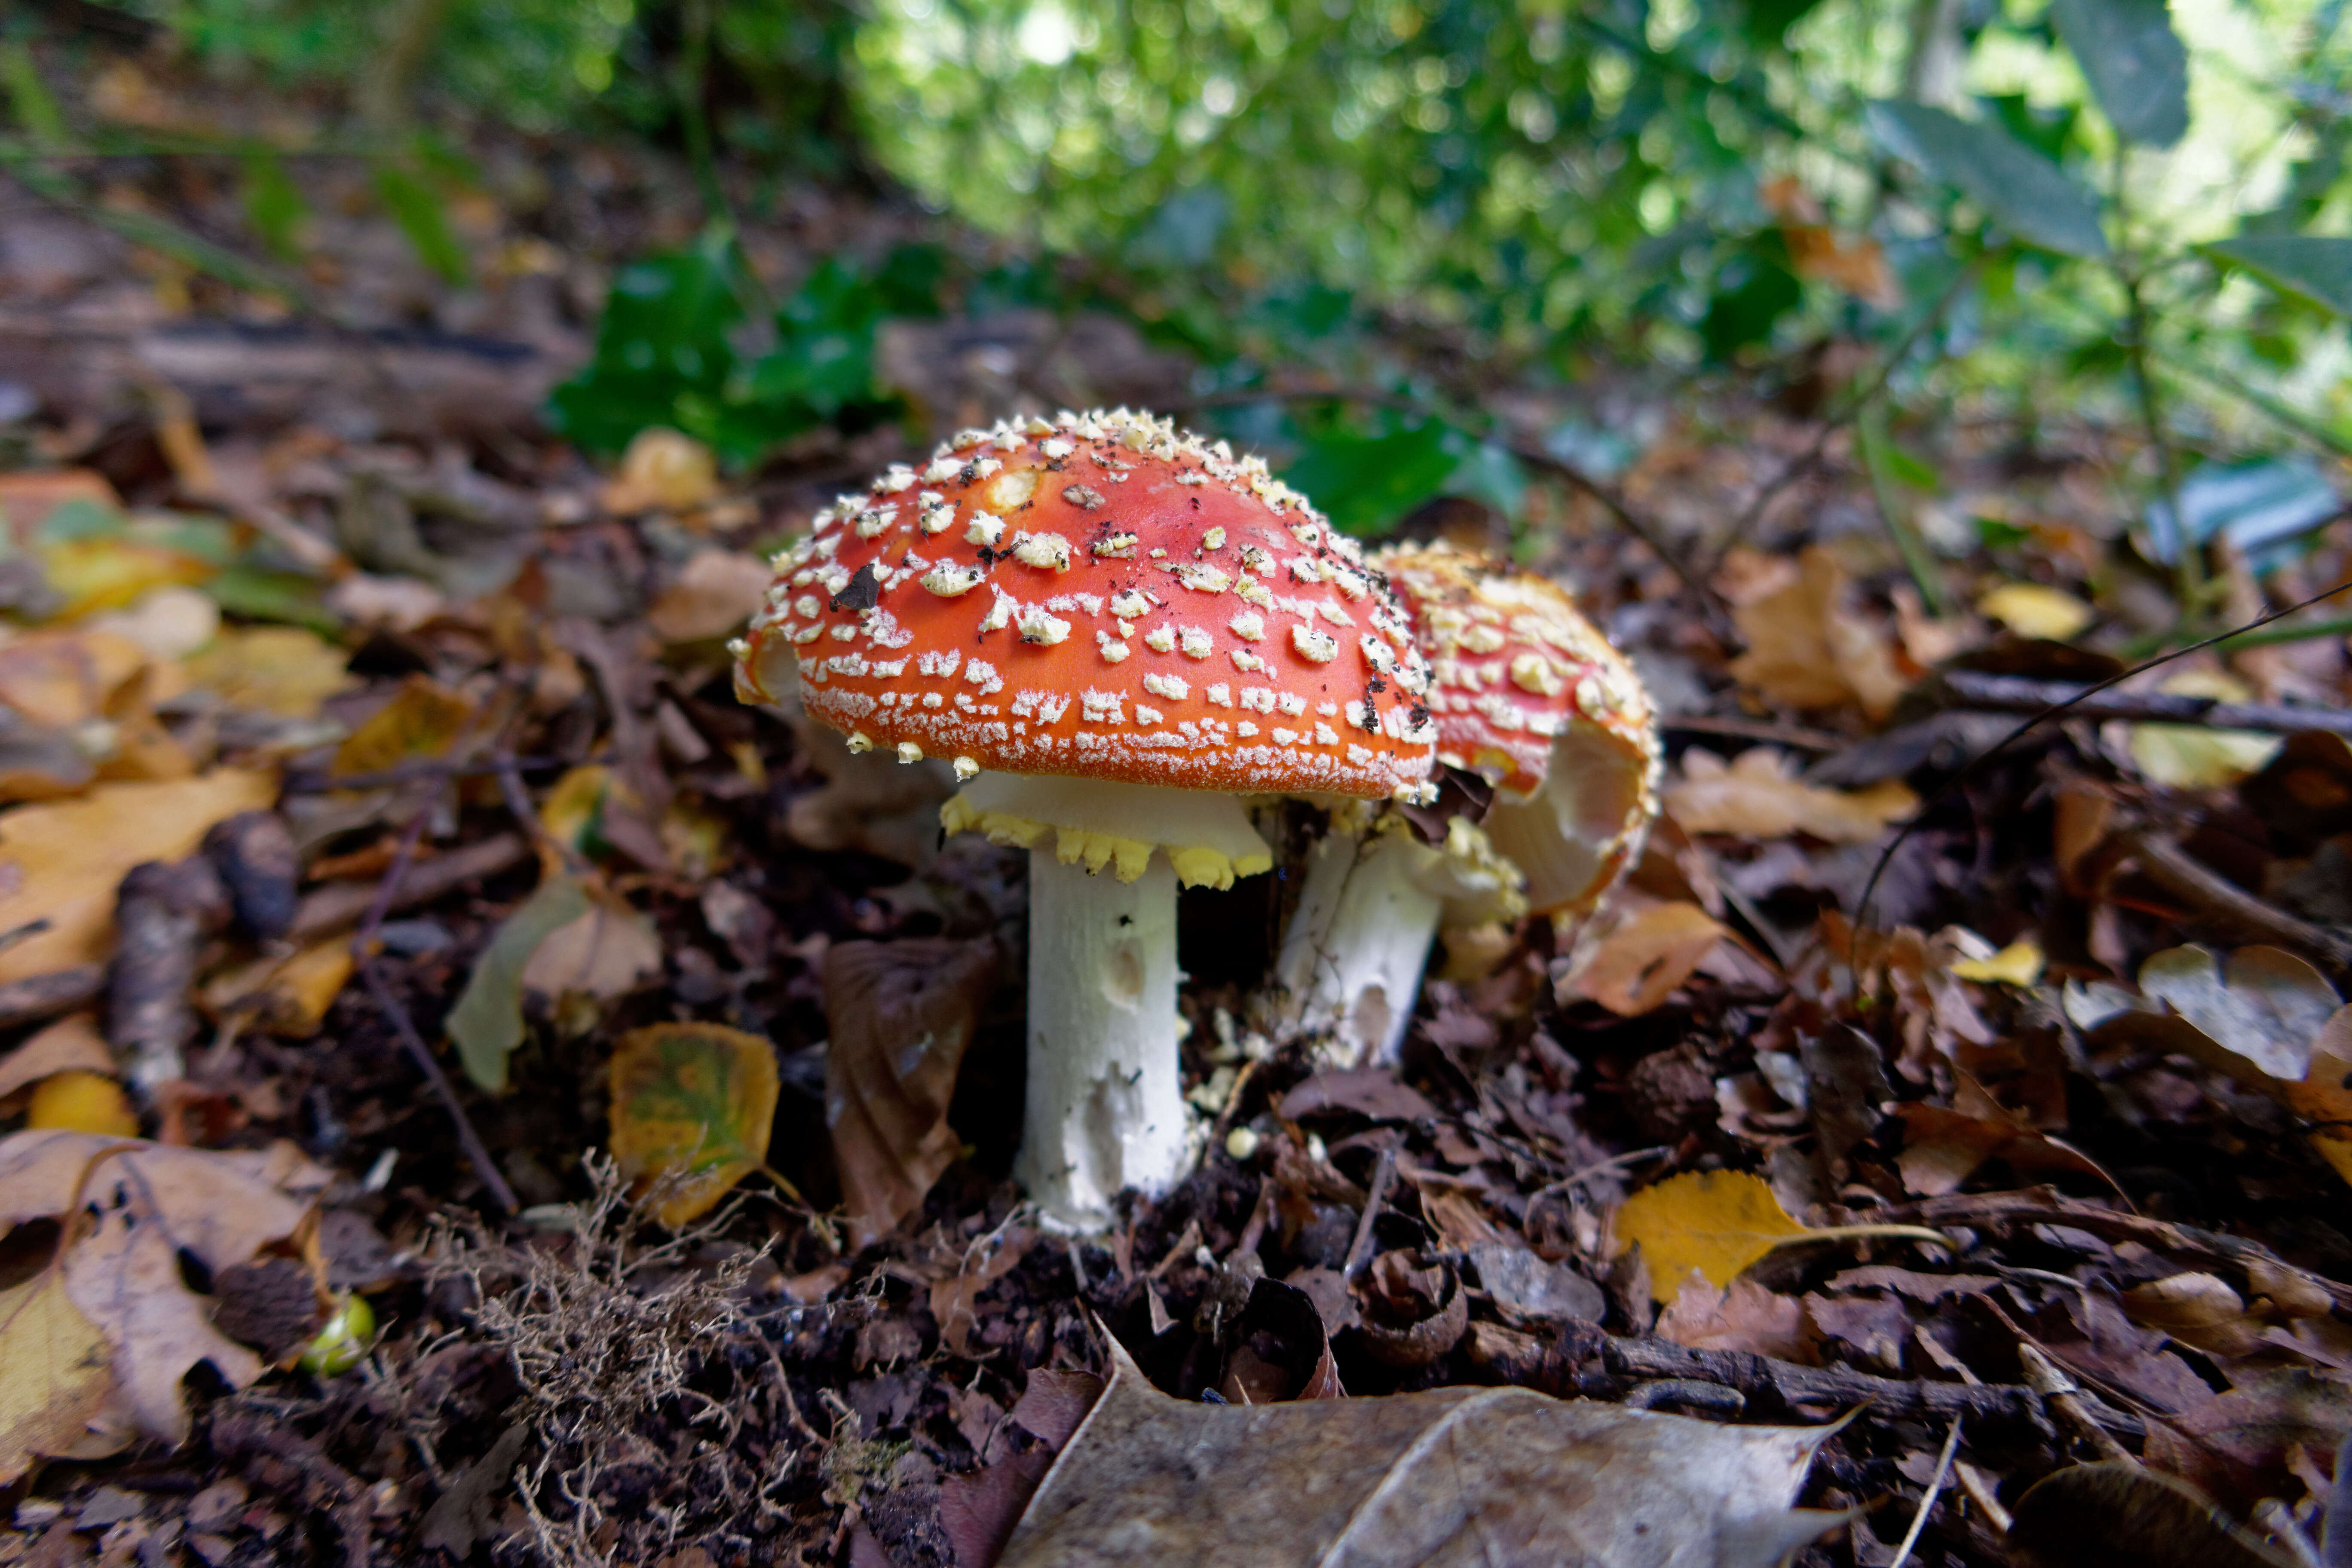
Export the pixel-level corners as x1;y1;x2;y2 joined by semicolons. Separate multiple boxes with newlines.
1664;748;1916;842
332;676;476;777
2127;670;2283;790
1574;902;1730;1017
1614;1170;1948;1305
609;1023;783;1226
1978;582;2094;641
1951;937;2045;986
2310;1129;2352;1194
183;627;352;719
602;428;719;514
38;536;213;619
0;1270;128;1485
540;764;618;855
0;769;278;987
28;1072;138;1137
202;940;355;1037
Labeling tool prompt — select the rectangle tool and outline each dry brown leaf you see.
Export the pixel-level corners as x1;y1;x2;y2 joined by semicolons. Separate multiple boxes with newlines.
2007;1461;2302;1568
648;551;772;643
0;1132;327;1443
823;938;998;1246
0;769;278;988
1656;1271;1813;1361
1665;748;1916;842
1763;178;1901;307
2121;1274;2268;1359
0;629;150;729
601;428;719;514
520;889;663;1001
0;1269;128;1485
998;1334;1845;1568
0;469;121;534
1573;901;1729;1016
0;1013;117;1100
1727;546;1907;719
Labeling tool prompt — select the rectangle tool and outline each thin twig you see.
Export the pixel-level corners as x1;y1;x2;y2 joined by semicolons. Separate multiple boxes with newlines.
1887;1418;1963;1568
358;957;518;1214
283;756;564;795
1341;1147;1399;1282
1659;714;1851;751
2119;827;2352;977
1933;669;2352;738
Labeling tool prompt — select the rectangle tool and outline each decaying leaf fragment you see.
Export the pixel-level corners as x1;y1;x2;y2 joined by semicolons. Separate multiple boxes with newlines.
998;1335;1845;1568
823;937;998;1246
0;1271;125;1485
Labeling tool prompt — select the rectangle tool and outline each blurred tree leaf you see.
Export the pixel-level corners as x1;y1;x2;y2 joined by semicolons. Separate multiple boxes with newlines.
1868;101;2109;259
2204;235;2352;319
0;42;67;143
1280;420;1464;536
239;152;308;263
552;237;932;467
1700;238;1803;362
371;162;470;286
1984;93;2079;164
2050;0;2190;150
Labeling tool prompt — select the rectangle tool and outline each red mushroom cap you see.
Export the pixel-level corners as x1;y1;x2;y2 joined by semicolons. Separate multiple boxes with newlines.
1376;542;1660;913
736;410;1437;800
1377;543;1656;797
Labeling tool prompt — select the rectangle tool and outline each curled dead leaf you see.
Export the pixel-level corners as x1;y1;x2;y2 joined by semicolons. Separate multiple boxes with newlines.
1727;546;1908;720
822;937;998;1247
1572;901;1730;1017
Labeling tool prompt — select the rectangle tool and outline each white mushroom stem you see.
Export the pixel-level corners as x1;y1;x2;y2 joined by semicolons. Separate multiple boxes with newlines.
1272;815;1523;1068
941;773;1271;1229
1017;851;1189;1226
1272;829;1443;1069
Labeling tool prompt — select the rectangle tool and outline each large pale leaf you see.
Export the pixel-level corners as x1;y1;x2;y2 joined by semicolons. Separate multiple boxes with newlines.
2203;234;2352;318
1868;101;2109;259
2050;0;2190;148
0;1132;327;1444
998;1336;1845;1568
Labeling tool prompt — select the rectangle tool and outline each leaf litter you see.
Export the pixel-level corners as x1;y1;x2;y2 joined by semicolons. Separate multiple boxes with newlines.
4;38;2352;1568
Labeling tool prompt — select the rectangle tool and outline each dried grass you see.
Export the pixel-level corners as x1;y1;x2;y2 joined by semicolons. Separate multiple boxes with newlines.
426;1154;803;1568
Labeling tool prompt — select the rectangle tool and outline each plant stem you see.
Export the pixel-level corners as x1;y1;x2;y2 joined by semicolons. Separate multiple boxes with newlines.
2109;143;2202;619
1856;402;1950;616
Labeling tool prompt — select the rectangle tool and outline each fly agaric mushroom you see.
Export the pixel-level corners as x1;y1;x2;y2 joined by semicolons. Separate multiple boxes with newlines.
734;408;1436;1226
1273;543;1658;1064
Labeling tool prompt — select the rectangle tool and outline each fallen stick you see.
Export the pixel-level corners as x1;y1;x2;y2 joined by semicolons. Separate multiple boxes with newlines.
1934;670;2352;740
288;833;530;942
1602;1335;2063;1441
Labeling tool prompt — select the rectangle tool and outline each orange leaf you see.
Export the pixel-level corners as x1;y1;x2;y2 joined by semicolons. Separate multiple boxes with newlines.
1574;903;1728;1017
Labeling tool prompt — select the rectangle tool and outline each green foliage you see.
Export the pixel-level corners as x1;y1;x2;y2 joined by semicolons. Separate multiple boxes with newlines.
547;232;938;466
1867;101;2107;260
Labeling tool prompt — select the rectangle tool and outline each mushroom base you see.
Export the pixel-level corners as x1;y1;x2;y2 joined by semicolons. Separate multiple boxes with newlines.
1015;850;1192;1229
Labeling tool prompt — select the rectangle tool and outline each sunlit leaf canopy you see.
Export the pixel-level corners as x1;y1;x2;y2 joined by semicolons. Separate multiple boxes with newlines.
143;0;2352;456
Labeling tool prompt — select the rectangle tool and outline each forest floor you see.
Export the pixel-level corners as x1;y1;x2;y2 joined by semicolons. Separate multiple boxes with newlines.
6;45;2352;1568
